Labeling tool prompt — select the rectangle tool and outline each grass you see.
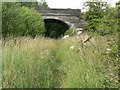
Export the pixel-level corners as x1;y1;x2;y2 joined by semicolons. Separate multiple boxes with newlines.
2;34;118;88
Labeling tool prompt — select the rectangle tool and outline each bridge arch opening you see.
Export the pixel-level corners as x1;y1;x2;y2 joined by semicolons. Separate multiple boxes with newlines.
44;18;70;39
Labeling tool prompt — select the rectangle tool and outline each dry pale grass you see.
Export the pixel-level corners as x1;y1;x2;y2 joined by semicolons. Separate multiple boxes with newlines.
2;34;118;88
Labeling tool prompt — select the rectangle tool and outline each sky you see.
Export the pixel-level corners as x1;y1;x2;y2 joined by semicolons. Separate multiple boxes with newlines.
38;0;119;10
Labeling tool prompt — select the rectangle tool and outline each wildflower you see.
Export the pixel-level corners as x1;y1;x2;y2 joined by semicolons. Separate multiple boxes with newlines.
106;48;111;54
76;28;82;32
106;51;109;54
70;46;74;50
106;48;111;51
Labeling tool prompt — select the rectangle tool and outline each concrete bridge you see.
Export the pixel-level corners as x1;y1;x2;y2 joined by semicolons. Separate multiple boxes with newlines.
39;8;85;30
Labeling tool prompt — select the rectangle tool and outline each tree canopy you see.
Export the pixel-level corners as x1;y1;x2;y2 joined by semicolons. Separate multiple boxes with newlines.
82;0;118;35
2;2;46;37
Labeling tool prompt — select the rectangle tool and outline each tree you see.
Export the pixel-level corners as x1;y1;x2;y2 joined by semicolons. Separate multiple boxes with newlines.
83;0;118;35
15;0;38;9
83;0;109;31
116;0;120;4
16;0;49;10
37;0;49;9
19;2;38;9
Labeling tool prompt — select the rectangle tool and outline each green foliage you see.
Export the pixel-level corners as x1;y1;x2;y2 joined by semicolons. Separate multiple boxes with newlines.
83;0;118;35
116;0;120;4
83;1;108;32
15;0;49;10
2;2;45;37
109;38;118;59
18;0;49;10
97;7;118;35
18;2;38;9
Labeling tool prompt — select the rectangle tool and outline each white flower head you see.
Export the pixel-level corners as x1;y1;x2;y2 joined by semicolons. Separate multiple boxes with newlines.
70;46;74;50
76;28;83;31
106;48;111;51
106;51;109;54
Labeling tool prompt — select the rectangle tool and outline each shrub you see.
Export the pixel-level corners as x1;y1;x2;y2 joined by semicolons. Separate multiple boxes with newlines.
2;2;45;37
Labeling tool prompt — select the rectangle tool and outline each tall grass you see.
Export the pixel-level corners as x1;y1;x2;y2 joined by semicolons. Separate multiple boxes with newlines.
0;39;2;89
2;34;118;88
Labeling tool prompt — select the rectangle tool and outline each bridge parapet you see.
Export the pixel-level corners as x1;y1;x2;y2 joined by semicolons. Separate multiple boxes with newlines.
39;8;81;17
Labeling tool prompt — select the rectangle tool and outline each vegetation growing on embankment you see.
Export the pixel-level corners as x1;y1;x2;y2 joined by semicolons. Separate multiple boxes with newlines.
2;34;118;88
1;0;119;88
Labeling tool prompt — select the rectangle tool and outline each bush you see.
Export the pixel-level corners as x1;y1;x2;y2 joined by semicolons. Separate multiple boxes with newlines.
2;2;45;37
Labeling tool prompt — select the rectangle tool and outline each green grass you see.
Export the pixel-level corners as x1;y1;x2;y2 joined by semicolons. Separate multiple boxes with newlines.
2;34;118;88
